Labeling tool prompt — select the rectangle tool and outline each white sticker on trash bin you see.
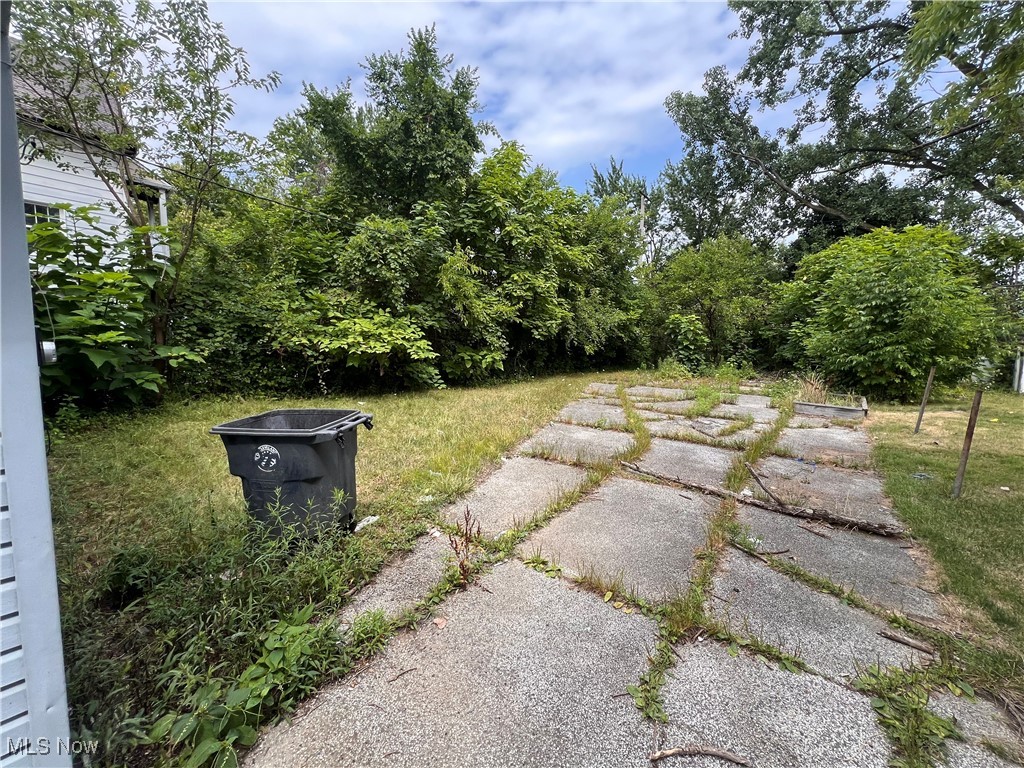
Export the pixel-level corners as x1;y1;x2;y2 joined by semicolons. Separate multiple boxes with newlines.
254;444;281;471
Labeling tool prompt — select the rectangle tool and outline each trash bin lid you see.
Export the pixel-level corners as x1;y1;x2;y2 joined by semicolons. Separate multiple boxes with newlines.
210;408;373;437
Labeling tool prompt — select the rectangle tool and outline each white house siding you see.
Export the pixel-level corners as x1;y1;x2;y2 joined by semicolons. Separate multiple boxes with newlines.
19;145;125;233
19;141;170;260
0;432;33;768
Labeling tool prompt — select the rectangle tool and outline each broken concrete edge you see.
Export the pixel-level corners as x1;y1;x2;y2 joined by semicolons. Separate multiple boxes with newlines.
794;400;869;420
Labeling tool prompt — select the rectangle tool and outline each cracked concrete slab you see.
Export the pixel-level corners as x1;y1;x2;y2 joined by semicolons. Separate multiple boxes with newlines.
636;438;739;487
518;422;634;466
930;694;1020;755
776;426;873;467
339;532;451;627
248;563;655;768
524;476;715;600
712;551;926;680
625;385;692;400
710;403;780;423
661;642;892;768
735;394;772;408
790;414;833;428
944;743;1020;768
556;400;629;429
756;456;899;526
633;407;672;421
584;382;621;397
736;504;940;617
635;399;696;415
444;457;588;537
645;417;706;440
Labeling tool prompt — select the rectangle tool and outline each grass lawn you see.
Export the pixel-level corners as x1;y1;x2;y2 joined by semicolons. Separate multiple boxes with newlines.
869;389;1024;655
50;373;598;586
47;372;604;765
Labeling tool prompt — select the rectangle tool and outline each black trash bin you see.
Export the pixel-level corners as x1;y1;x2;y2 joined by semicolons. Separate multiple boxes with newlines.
211;409;373;535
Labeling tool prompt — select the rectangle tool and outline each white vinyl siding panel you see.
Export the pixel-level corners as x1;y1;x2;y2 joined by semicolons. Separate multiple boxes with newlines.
0;433;32;767
19;148;123;233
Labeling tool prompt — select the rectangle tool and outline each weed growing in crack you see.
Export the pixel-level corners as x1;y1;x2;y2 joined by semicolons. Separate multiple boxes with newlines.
447;506;481;586
854;665;962;768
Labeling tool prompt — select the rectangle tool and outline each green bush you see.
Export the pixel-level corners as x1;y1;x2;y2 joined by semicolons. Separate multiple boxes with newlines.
782;226;996;400
29;207;201;409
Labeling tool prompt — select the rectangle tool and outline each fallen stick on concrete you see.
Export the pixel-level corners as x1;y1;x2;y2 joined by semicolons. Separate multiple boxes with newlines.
620;462;905;538
878;630;934;655
649;745;750;766
797;523;832;540
744;461;786;507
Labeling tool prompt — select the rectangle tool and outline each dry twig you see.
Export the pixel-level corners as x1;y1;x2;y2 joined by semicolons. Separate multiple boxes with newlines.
878;630;934;655
649;745;750;766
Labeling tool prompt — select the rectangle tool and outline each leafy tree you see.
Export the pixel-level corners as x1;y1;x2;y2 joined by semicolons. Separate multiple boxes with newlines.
302;26;489;224
589;157;673;265
903;2;1024;140
664;1;1024;245
781;226;996;400
13;0;279;346
647;235;777;365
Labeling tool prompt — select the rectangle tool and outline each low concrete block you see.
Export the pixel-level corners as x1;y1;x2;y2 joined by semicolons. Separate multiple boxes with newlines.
712;551;926;680
524;476;715;601
756;456;899;526
248;563;656;768
636;438;739;487
736;504;940;618
661;643;892;768
518;422;634;466
444;457;588;537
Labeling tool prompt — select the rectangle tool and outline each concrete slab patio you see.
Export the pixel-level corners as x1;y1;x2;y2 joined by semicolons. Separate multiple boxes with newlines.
524;476;715;600
712;551;926;680
660;643;893;768
247;563;656;768
518;422;634;465
443;456;588;537
246;380;1020;768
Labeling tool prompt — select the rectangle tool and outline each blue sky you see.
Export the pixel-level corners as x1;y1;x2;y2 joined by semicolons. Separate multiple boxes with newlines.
209;1;752;191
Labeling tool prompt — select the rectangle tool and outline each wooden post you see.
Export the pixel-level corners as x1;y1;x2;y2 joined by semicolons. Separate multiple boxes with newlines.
914;365;936;434
952;388;983;499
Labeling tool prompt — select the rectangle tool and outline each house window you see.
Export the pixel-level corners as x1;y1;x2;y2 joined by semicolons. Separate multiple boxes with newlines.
24;202;61;228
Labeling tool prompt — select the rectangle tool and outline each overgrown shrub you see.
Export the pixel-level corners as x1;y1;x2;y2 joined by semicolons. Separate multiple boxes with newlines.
29;207;200;409
780;226;996;400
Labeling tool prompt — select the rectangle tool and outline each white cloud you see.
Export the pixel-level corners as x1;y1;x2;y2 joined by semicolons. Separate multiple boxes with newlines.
208;1;751;187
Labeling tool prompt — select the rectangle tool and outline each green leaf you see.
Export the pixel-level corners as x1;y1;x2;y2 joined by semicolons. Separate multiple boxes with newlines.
81;348;121;370
184;738;222;768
